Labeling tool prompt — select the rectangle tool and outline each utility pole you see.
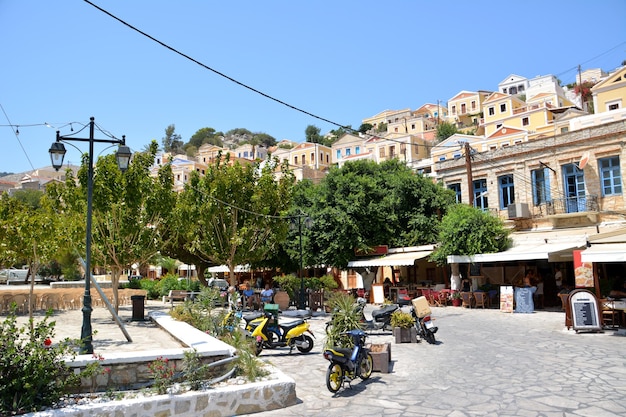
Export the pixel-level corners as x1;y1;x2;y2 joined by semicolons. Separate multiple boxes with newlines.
465;141;474;207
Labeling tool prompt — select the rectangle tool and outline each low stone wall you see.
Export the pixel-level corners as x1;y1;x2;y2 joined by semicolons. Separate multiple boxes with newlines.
24;311;298;416
28;365;296;417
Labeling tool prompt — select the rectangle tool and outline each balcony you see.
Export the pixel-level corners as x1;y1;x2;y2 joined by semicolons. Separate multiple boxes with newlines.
542;195;599;227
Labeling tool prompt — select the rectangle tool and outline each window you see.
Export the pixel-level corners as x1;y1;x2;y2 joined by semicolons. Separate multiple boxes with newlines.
599;156;622;196
302;154;306;165
471;100;476;110
498;175;515;209
379;148;386;158
390;146;396;157
500;103;507;113
509;86;517;95
439;156;446;161
311;152;314;162
411;124;416;130
346;148;351;156
355;146;360;155
453;152;462;159
448;183;462;203
452;105;457;115
531;167;552;205
461;103;466;114
518;85;525;92
294;156;298;165
488;107;495;116
608;102;620;111
336;150;341;160
473;179;488;210
394;127;398;132
400;143;406;154
503;88;508;94
326;154;329;163
496;124;502;129
522;117;529;126
560;127;569;134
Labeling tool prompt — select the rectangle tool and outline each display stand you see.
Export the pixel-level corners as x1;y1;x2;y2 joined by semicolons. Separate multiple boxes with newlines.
569;289;602;333
500;285;513;313
371;283;385;304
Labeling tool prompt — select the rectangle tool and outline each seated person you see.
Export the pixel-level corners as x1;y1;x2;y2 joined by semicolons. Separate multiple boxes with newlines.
260;284;274;304
461;276;472;292
243;285;258;310
227;286;241;310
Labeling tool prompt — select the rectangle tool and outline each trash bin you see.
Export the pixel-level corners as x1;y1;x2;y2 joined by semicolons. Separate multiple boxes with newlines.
131;295;145;321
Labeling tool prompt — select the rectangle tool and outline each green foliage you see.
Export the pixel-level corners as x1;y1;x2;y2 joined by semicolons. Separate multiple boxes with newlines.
10;189;44;209
139;279;160;299
305;124;323;143
0;307;81;414
324;292;363;348
358;123;373;133
390;310;415;329
430;204;511;265
436;121;458;142
295;159;455;268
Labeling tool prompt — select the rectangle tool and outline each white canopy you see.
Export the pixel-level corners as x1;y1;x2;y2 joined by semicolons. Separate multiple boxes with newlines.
348;250;432;268
581;244;626;263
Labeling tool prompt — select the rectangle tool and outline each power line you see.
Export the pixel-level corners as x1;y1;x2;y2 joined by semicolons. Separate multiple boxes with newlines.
82;0;352;133
0;103;36;172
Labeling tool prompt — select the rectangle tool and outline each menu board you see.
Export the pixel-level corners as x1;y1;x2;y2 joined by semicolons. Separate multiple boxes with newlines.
500;286;514;313
573;250;594;288
371;283;385;304
570;289;601;332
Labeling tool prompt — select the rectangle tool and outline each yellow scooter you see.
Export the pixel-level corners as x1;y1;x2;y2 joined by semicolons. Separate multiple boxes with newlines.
247;305;315;354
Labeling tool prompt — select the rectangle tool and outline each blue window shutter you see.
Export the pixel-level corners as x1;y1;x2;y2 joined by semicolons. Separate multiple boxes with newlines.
544;167;552;202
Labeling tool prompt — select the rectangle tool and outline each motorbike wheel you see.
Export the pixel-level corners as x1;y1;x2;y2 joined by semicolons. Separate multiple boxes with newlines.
296;334;314;353
359;353;373;380
326;363;344;393
325;321;333;334
255;341;263;356
424;328;437;345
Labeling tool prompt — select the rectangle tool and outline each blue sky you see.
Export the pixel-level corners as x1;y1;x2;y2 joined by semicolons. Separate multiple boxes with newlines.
1;0;625;174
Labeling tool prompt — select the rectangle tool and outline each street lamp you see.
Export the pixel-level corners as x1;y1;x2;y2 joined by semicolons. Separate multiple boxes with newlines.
49;117;131;354
291;215;313;310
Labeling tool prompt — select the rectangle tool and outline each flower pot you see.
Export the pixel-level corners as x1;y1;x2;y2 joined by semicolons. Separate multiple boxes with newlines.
452;298;462;307
393;327;417;343
367;342;391;373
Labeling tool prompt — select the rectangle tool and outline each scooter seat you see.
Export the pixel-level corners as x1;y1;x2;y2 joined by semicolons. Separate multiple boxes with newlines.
372;304;398;320
280;319;305;331
243;312;263;324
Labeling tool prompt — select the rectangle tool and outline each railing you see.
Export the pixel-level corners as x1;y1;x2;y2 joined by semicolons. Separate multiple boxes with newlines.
543;195;598;215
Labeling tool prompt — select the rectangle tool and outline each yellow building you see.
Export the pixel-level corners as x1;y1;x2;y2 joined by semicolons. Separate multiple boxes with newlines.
591;65;626;113
447;90;492;130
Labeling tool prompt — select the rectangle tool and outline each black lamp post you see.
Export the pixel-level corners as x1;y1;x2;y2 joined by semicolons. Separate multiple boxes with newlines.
49;117;131;354
291;215;313;310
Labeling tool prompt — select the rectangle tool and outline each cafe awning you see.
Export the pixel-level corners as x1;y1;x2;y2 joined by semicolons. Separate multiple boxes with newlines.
348;250;432;268
447;241;585;264
207;264;250;273
581;244;626;263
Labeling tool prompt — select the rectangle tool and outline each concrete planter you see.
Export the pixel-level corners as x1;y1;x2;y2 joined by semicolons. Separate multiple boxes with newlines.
367;342;391;373
393;327;417;343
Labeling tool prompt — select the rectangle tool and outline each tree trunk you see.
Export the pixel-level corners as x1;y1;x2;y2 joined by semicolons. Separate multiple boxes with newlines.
450;263;461;291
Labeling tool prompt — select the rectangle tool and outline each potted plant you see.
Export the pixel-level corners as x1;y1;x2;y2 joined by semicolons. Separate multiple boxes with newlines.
390;310;416;343
451;291;462;307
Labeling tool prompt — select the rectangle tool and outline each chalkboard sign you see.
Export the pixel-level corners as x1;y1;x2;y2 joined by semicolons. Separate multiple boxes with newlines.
470;263;481;277
569;289;601;332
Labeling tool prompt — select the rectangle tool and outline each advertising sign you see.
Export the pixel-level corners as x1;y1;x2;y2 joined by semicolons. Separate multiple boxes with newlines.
500;285;514;313
573;250;594;288
569;289;601;332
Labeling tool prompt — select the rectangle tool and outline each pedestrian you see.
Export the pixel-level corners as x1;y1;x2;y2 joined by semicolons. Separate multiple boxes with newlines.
461;275;471;292
554;266;563;289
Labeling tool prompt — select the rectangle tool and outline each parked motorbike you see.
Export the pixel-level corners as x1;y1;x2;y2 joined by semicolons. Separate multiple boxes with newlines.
323;329;373;393
247;310;315;354
410;296;438;344
326;298;399;334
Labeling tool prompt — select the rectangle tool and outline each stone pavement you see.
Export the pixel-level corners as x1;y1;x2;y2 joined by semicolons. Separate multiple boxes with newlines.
249;305;626;417
3;287;625;416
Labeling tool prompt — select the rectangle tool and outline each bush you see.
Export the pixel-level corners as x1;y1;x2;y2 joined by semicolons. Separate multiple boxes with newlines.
324;292;363;348
390;310;415;329
0;306;81;414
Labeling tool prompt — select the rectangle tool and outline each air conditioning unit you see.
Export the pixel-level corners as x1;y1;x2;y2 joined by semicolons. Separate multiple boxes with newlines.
507;202;530;219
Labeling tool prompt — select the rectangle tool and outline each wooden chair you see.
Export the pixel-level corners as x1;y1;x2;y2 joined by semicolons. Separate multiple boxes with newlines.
473;291;489;308
461;292;474;308
438;290;450;307
600;299;620;329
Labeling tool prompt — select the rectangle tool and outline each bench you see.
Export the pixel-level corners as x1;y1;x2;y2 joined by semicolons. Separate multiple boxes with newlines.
163;290;189;307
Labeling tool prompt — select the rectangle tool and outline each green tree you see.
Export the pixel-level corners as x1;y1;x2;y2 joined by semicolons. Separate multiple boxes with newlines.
11;189;44;209
436;121;458;142
358;123;373;134
85;141;176;312
177;154;295;286
298;159;455;268
305;125;323;144
187;127;223;149
162;124;184;154
430;204;511;266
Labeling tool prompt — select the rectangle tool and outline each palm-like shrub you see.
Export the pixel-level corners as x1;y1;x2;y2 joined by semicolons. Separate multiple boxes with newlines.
324;292;363;348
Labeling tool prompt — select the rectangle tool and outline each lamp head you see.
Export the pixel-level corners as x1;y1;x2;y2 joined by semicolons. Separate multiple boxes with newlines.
115;145;132;172
49;141;67;171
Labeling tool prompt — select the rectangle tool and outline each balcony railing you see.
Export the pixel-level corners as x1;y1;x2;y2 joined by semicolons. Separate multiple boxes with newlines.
543;195;598;215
